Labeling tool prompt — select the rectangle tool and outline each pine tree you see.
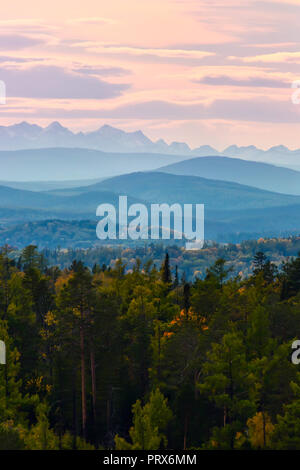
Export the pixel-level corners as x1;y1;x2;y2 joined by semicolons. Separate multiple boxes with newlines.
206;258;232;288
183;283;190;313
199;332;256;449
115;389;172;450
253;252;267;274
173;266;179;288
0;320;28;423
270;374;300;450
161;253;172;284
56;262;95;440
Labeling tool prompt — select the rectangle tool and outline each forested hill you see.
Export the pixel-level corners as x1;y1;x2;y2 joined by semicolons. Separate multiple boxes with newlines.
6;235;300;281
3;171;300;249
0;244;299;450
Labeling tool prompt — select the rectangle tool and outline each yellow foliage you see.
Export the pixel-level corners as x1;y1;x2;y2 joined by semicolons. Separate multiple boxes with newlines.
54;272;72;294
247;412;274;449
163;308;208;339
44;311;57;327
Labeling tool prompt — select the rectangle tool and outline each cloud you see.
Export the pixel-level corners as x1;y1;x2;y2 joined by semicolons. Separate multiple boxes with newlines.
258;0;300;5
184;0;300;51
67;17;116;25
10;98;298;124
0;56;44;64
89;98;300;123
0;19;58;32
0;34;44;50
236;51;300;64
0;65;129;99
244;42;297;49
72;42;215;61
197;75;288;88
73;66;130;77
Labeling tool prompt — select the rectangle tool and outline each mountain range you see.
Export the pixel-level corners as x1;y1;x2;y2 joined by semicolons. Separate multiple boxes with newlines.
0;121;191;155
2;171;300;247
1;121;300;170
1;121;300;248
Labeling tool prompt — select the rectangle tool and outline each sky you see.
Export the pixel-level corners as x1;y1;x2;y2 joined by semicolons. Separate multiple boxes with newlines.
0;0;300;149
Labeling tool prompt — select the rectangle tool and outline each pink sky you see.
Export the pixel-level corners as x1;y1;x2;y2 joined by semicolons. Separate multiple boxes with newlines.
0;0;300;149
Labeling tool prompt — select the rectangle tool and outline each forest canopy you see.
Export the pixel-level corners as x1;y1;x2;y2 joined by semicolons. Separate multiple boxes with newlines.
0;244;299;450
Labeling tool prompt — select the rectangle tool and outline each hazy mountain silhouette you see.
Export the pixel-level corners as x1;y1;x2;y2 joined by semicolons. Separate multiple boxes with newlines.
158;156;300;195
0;121;300;171
0;147;190;181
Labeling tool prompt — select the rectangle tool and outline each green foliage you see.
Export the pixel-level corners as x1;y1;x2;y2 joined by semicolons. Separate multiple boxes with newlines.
115;389;172;450
199;331;256;449
0;244;299;450
161;253;172;284
0;422;25;450
23;403;59;450
270;374;300;450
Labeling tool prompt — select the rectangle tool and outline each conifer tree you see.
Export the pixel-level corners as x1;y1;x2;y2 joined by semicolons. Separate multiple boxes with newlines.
115;389;172;450
161;253;172;284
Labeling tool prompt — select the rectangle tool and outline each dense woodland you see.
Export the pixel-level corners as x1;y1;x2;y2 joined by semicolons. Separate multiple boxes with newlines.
0;244;299;450
8;234;300;282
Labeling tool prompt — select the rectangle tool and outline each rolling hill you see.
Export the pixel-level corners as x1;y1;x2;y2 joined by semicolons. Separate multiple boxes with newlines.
3;204;300;248
158;156;300;195
0;147;189;181
0;178;105;192
79;171;300;211
0;185;145;214
2;171;300;247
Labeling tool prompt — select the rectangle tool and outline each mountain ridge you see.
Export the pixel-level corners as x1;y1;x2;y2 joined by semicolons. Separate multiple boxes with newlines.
2;172;300;247
1;121;300;170
76;171;300;211
158;156;300;195
0;147;190;181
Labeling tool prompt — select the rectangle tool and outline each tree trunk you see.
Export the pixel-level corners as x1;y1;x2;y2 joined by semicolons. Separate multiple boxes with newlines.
72;366;78;450
183;413;188;450
90;348;97;425
80;323;87;439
